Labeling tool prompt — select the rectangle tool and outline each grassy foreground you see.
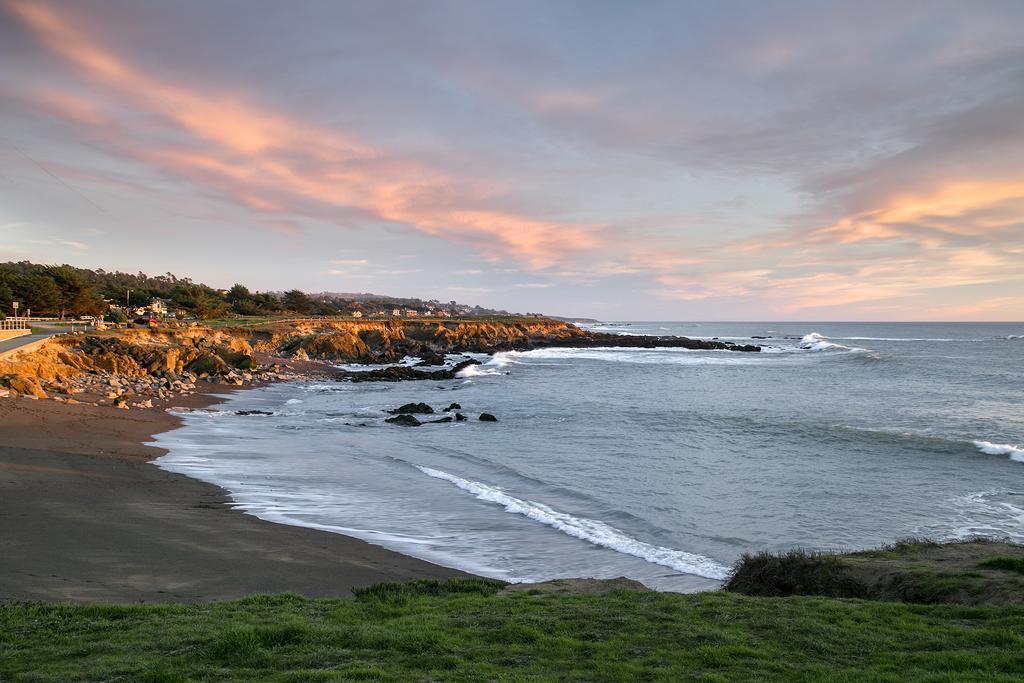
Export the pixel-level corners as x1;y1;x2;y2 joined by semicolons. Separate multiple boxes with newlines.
3;579;1024;682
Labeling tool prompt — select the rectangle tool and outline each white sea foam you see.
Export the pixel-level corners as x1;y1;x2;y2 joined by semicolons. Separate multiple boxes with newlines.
508;347;772;365
973;440;1024;462
797;332;873;354
455;352;520;377
925;489;1024;543
456;364;504;377
415;465;730;580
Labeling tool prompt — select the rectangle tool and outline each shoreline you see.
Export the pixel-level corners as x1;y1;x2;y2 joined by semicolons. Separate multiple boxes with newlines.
0;382;471;604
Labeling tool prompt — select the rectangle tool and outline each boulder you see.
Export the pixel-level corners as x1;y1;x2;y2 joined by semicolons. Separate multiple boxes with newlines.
444;402;462;411
388;402;434;415
455;413;468;421
385;414;421;427
428;416;454;424
185;354;230;377
236;410;274;416
5;374;47;399
415;351;448;366
479;413;498;422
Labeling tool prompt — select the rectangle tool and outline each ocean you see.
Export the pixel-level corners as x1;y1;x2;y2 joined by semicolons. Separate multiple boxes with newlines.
152;322;1024;591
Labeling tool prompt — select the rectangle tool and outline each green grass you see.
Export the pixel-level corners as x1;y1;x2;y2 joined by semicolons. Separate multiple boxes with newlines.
979;557;1024;575
3;579;1024;681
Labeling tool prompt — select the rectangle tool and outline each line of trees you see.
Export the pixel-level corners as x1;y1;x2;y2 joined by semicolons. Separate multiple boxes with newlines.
0;261;515;321
0;262;335;320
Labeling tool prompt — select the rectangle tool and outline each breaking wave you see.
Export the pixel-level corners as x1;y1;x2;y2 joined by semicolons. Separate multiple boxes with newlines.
415;465;730;580
455;352;520;378
973;440;1024;462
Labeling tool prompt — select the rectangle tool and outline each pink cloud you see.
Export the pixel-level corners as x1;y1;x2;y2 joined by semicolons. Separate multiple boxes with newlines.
6;0;602;269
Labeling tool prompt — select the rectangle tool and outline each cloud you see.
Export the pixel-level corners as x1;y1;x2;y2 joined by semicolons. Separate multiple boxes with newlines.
4;0;602;269
330;259;369;266
28;237;89;250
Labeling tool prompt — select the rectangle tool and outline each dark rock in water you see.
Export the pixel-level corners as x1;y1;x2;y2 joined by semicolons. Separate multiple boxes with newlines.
385;414;421;427
455;413;468;421
428;416;454;423
235;410;273;416
752;335;771;339
444;402;462;411
388;402;434;415
415;351;447;366
479;413;498;422
451;358;482;372
342;357;483;383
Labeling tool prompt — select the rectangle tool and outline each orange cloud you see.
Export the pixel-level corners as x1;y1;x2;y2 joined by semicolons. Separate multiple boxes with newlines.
736;179;1024;253
6;0;600;268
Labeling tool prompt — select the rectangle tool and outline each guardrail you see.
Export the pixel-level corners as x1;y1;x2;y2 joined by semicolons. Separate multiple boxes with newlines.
1;319;29;330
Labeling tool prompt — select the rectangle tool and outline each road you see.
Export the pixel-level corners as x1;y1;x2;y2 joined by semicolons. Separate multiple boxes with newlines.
0;324;68;358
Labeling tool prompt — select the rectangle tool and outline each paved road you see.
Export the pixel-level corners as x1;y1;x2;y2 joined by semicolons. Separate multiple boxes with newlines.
0;325;66;357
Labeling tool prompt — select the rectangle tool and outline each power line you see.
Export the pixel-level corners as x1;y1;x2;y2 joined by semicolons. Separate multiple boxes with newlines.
0;136;111;216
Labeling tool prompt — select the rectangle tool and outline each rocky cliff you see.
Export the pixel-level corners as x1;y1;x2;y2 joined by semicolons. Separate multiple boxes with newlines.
0;319;759;402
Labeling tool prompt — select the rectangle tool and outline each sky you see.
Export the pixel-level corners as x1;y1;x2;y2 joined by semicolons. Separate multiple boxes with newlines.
1;0;1022;320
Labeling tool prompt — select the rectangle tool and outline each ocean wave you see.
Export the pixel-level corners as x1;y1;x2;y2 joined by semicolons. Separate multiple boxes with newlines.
973;440;1024;462
828;425;1024;464
836;336;964;342
455;352;520;378
798;332;874;355
415;465;730;580
509;347;777;365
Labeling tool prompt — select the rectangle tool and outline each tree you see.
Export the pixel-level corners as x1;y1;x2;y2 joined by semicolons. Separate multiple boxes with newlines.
44;265;104;319
0;281;12;319
105;309;127;324
225;284;251;303
172;285;229;320
282;289;314;314
225;283;264;315
15;273;61;314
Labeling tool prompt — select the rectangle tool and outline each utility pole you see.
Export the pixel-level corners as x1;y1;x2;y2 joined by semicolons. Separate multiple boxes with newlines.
126;288;131;308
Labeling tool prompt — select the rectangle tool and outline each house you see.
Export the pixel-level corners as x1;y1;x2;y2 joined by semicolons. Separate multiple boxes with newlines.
392;308;402;316
150;298;170;316
405;309;418;317
351;310;363;318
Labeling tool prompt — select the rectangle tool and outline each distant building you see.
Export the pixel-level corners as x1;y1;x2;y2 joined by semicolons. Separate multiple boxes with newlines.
351;310;363;318
392;308;402;316
405;309;418;317
150;298;170;316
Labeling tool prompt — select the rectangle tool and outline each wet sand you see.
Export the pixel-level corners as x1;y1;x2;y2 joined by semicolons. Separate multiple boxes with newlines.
0;388;468;603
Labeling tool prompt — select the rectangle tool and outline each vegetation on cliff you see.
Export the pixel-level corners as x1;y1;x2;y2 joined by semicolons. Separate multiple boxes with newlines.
725;538;1024;606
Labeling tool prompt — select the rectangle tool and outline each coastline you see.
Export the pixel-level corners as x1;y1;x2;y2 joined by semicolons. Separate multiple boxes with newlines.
0;383;471;604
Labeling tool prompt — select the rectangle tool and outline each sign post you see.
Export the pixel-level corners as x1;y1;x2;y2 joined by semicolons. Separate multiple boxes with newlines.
12;301;18;320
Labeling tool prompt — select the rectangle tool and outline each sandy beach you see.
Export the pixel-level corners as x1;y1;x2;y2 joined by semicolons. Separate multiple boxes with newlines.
0;388;468;603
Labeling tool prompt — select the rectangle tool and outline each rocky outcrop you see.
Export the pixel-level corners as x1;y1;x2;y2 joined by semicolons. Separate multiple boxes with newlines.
388;402;435;415
385;414;422;427
0;317;761;401
4;374;46;398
